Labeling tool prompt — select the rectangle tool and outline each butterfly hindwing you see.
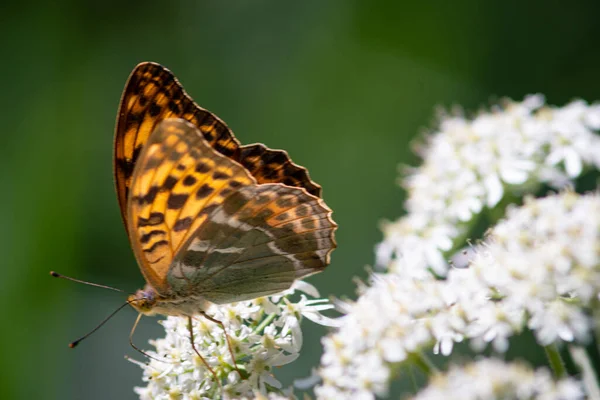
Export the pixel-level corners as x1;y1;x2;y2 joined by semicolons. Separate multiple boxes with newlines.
169;184;337;304
127;118;255;295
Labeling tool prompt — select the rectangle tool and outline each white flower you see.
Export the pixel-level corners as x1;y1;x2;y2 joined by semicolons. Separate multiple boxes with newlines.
410;359;583;400
316;272;463;400
465;192;600;348
321;93;600;397
318;192;600;397
544;100;600;176
380;95;600;276
377;215;455;277
131;282;334;399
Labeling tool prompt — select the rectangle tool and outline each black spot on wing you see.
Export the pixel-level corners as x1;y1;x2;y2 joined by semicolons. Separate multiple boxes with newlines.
301;218;316;229
174;217;193;232
295;204;309;217
213;171;230;180
276;196;294;208
149;102;161;117
275;212;289;221
183;175;197;186
167;193;189;210
143;240;169;253
163;175;178;190
134;185;159;205
196;184;214;199
168;101;181;114
138;212;164;227
140;229;166;244
214;142;235;157
195;162;211;173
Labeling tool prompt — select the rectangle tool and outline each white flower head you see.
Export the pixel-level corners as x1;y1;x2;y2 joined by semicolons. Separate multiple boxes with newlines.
464;192;600;347
131;282;334;399
379;95;600;276
316;272;464;399
321;94;600;397
319;192;600;397
410;359;583;400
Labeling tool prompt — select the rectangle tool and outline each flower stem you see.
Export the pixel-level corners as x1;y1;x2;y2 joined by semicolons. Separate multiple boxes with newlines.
409;352;439;377
592;306;600;357
252;313;278;335
407;365;419;393
568;345;600;399
544;343;566;379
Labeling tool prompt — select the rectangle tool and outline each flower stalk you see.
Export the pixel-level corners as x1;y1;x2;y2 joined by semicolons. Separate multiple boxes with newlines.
544;344;567;379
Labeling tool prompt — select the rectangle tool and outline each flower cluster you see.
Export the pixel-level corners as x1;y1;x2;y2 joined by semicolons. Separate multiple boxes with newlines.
410;359;583;400
377;95;600;276
317;192;600;399
458;192;600;349
316;272;460;399
316;95;600;399
131;281;337;399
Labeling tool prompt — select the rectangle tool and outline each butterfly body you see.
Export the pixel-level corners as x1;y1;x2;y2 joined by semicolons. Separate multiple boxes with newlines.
115;63;337;318
129;284;211;317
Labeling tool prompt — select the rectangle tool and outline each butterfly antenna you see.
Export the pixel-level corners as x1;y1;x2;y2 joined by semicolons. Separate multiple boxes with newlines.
50;271;124;293
68;300;132;348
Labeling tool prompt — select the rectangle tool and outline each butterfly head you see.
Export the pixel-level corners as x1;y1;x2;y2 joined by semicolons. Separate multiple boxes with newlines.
128;285;158;315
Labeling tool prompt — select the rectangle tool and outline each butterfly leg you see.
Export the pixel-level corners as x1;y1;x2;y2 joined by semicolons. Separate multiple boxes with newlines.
187;316;221;389
199;311;243;379
129;313;167;363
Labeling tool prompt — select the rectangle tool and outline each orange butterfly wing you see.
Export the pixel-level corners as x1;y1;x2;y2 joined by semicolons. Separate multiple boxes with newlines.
126;119;255;294
114;62;240;233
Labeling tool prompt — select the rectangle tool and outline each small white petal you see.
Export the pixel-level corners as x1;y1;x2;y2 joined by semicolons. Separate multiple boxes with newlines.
500;163;530;184
294;368;321;390
380;338;406;363
484;173;504;207
292;280;320;298
564;148;583;177
439;338;454;356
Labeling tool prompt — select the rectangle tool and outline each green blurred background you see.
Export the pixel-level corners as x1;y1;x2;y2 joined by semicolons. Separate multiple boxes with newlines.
3;1;600;398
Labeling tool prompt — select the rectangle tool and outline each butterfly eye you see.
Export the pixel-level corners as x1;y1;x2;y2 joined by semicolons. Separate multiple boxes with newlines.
127;288;158;314
139;299;151;311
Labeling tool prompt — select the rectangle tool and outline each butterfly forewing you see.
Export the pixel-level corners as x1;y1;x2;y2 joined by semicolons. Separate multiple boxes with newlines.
238;144;322;197
115;62;240;230
127;118;255;295
169;183;337;304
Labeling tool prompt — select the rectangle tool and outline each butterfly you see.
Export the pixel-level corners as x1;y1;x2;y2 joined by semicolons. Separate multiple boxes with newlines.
111;62;337;370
